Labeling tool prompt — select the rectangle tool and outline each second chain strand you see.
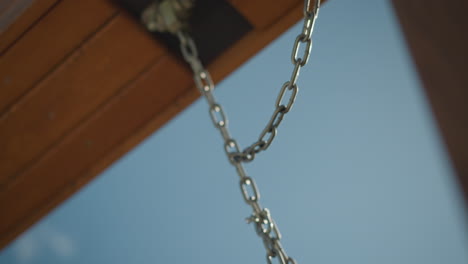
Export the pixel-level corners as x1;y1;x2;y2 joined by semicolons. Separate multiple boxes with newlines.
176;1;320;263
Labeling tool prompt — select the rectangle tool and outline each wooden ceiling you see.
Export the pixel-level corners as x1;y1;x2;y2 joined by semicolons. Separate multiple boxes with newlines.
0;0;324;249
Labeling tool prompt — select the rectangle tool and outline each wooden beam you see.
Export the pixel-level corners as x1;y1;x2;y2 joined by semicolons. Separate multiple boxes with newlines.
391;0;468;203
0;55;191;247
0;0;59;54
0;12;163;185
0;0;326;249
0;0;118;114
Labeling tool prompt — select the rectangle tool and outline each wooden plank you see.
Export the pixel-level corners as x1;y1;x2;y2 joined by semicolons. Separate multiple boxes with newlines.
0;13;164;187
0;0;117;114
0;0;329;249
0;55;190;247
228;0;301;29
391;0;468;203
0;0;35;34
0;0;58;54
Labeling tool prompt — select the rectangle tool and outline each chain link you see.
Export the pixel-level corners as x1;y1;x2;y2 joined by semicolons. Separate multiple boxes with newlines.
176;1;320;263
238;0;320;162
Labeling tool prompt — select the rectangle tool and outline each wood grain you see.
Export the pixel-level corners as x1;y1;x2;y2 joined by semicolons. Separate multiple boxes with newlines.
0;55;191;246
0;0;58;54
0;0;35;34
0;0;118;115
0;0;328;249
0;13;163;186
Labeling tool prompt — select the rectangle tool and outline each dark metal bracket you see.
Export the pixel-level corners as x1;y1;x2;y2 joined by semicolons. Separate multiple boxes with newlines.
114;0;252;66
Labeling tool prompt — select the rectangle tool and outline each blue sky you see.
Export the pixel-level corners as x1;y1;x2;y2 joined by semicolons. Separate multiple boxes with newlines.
1;0;467;263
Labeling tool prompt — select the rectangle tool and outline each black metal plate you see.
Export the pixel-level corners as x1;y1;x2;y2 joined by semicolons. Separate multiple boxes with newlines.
114;0;253;66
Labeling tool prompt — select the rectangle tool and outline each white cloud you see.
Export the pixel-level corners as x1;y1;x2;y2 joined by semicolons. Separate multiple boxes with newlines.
13;232;39;263
11;224;77;263
47;229;76;257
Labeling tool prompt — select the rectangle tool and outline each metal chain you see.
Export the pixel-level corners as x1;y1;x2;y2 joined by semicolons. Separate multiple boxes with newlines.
176;1;320;263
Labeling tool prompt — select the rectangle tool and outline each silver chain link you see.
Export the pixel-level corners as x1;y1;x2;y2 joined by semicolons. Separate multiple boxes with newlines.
176;1;320;263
